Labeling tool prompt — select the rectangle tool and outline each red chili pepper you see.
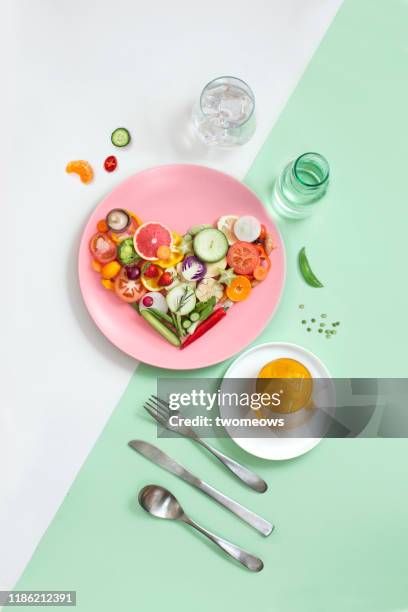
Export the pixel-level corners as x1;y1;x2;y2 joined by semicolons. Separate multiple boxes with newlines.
180;308;227;350
104;155;117;172
256;244;271;272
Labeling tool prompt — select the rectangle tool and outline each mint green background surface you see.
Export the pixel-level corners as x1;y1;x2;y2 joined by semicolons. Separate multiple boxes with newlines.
13;1;408;611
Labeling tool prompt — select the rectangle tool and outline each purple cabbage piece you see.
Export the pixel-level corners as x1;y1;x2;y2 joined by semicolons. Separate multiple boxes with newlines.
182;256;207;281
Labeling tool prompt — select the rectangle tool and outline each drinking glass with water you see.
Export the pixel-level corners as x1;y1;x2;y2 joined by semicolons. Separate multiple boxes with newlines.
192;76;256;147
272;152;330;219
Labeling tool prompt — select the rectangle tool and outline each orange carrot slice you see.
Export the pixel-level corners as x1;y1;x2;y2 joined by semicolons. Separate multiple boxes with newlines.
97;219;108;232
253;265;268;281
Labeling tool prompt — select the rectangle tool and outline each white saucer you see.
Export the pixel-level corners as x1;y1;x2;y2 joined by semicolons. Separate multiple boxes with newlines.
220;342;334;460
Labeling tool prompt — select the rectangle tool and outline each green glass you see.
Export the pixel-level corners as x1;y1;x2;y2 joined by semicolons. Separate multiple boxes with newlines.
272;152;330;219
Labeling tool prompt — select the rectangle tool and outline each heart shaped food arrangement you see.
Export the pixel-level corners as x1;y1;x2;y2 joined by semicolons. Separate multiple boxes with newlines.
89;209;275;349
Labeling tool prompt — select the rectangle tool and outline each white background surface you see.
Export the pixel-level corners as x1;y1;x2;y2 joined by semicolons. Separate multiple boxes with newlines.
2;0;341;592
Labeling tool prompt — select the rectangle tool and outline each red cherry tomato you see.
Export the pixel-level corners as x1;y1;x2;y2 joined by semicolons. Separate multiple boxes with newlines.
114;269;146;303
89;232;117;264
104;155;117;172
227;241;260;275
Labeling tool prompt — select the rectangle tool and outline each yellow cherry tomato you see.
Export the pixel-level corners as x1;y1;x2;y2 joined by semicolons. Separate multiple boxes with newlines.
155;248;184;268
101;261;121;279
101;278;114;291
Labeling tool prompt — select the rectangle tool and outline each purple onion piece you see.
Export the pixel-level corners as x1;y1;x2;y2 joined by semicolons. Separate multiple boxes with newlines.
182;256;207;281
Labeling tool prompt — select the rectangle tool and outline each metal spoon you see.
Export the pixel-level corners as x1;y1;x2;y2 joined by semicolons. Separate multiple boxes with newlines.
138;485;264;572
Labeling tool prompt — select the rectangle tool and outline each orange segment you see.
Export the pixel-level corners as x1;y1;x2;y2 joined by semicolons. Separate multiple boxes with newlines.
226;275;251;302
141;274;163;292
66;160;94;184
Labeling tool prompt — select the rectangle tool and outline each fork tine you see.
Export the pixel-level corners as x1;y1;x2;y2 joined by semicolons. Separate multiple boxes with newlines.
145;400;168;421
143;403;169;430
148;397;170;419
143;403;159;421
152;395;171;413
145;400;172;425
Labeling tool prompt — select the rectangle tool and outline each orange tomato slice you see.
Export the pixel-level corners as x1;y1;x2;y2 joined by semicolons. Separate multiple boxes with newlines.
226;275;252;302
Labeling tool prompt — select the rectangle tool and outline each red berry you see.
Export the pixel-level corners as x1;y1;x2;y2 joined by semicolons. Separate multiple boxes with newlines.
158;272;173;287
104;155;117;172
144;264;159;278
142;296;154;307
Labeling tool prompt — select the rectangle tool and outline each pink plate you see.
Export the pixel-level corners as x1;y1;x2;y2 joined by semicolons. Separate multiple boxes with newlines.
78;164;285;370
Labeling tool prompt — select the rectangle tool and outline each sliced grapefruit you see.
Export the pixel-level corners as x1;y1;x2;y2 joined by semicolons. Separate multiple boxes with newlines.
134;222;173;261
217;215;239;245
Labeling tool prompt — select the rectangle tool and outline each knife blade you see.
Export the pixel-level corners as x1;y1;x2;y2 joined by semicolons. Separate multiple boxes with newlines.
128;440;273;536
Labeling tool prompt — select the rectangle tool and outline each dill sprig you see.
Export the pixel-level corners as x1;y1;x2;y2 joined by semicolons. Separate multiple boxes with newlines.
176;285;193;313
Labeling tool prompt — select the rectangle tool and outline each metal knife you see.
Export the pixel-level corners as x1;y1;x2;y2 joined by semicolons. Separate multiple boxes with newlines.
128;440;273;536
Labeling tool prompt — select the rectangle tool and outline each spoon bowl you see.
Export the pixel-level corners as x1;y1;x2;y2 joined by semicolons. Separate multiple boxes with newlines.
139;485;184;520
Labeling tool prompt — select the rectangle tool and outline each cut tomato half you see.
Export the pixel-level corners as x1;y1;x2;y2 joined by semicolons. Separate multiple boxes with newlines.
226;241;260;275
89;232;117;264
114;269;146;303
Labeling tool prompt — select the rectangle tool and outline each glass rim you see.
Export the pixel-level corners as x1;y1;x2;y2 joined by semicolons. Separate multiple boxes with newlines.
294;152;330;187
199;76;256;127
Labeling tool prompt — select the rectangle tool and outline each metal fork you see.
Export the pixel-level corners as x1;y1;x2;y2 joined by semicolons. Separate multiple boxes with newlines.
144;395;267;493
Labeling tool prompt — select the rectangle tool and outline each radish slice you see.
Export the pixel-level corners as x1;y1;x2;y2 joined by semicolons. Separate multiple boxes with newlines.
233;215;261;242
139;292;168;313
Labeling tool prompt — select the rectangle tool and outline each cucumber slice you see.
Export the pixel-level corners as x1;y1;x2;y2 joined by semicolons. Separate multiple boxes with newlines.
188;224;213;236
182;319;191;329
190;312;200;322
111;127;131;147
166;283;196;315
187;321;200;335
193;228;228;263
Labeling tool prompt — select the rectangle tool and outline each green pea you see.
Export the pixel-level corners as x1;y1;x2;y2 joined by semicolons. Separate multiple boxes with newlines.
299;304;305;309
320;323;325;328
302;320;307;324
307;327;311;332
321;314;327;318
318;329;323;333
311;318;316;323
